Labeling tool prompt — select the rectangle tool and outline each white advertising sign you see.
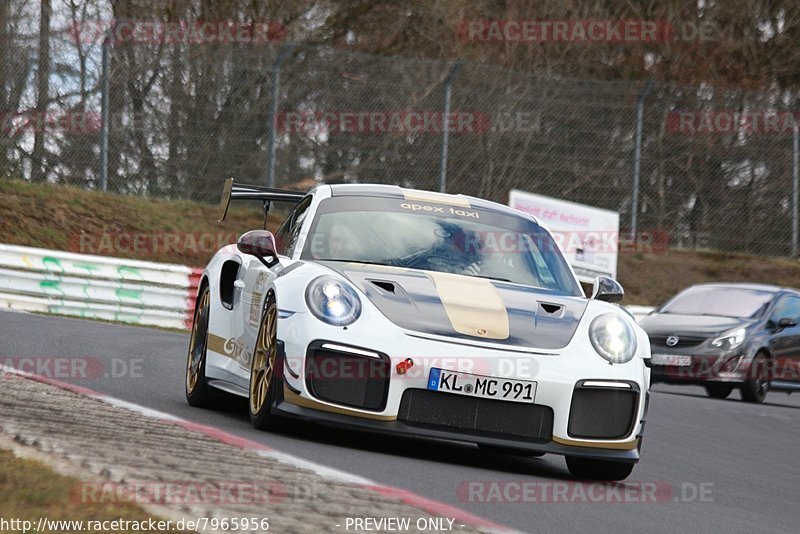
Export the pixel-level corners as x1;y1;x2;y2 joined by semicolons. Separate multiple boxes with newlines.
508;189;620;283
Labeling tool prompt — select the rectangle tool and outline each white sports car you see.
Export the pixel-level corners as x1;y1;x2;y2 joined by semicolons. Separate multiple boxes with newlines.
186;179;651;481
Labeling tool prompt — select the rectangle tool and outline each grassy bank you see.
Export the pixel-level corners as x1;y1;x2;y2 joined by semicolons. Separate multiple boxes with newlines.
2;179;799;306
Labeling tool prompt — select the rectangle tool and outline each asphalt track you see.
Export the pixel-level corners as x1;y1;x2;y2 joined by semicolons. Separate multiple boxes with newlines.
2;311;799;533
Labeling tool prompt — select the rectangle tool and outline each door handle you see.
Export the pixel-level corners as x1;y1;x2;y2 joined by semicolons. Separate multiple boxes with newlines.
233;280;245;289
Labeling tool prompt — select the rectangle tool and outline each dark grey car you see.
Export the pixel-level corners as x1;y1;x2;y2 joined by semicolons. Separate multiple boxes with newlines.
640;283;800;403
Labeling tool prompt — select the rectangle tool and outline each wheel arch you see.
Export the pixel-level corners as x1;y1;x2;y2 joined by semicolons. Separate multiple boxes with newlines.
748;346;772;364
197;274;209;293
265;279;287;313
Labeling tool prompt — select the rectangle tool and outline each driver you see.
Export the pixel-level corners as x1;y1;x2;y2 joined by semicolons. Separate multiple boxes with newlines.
433;222;483;276
460;230;483;276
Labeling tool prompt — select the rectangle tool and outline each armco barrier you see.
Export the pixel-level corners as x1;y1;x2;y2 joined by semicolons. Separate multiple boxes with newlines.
0;244;201;330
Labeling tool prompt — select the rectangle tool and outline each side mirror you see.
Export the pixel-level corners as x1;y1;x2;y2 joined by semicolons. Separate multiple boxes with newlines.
591;276;624;303
777;317;798;329
237;230;279;267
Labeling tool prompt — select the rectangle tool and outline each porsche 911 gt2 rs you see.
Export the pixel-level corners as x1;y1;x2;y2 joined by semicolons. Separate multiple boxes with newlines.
185;179;651;481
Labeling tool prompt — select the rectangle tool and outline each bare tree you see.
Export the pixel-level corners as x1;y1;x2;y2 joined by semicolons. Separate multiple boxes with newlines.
0;1;34;180
31;0;51;183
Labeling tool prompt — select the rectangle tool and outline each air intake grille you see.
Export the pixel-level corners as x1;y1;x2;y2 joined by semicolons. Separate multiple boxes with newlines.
305;343;390;412
398;389;553;442
568;387;638;439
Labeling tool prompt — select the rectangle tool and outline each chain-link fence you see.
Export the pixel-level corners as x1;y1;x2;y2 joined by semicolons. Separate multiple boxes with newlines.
1;12;798;258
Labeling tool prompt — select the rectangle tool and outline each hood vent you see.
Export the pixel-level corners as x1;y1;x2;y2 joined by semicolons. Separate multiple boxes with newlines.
538;302;565;317
369;280;396;294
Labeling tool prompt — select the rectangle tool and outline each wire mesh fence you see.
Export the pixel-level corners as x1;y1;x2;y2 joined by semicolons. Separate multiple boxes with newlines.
1;11;798;258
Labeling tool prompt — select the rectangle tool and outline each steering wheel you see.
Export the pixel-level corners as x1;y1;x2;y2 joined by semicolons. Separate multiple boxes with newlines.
395;248;432;267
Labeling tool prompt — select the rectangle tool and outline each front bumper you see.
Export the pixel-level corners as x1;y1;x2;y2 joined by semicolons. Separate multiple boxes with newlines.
273;384;642;461
275;309;649;462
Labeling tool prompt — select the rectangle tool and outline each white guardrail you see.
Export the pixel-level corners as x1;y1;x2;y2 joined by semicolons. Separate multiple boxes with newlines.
0;243;201;330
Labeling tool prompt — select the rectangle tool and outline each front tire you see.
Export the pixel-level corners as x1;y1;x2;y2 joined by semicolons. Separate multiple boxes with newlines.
741;352;770;403
249;293;282;430
705;384;734;399
565;457;635;481
186;285;213;408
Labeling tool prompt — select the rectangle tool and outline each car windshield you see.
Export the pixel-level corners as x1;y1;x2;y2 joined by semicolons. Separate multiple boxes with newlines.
660;287;774;318
301;195;582;296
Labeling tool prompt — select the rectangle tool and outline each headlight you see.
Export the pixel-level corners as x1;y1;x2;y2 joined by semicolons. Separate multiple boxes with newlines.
589;314;638;364
305;276;362;326
710;327;746;350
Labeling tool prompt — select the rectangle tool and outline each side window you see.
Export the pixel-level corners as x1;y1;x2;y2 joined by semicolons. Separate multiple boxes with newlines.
276;196;312;257
770;296;800;325
524;235;558;288
274;215;292;255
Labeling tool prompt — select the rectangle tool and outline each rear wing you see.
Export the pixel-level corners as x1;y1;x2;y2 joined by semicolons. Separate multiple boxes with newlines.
218;178;305;224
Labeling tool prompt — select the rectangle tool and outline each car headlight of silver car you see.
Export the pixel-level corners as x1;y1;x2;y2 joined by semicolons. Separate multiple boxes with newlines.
710;327;746;350
589;314;638;364
305;276;362;326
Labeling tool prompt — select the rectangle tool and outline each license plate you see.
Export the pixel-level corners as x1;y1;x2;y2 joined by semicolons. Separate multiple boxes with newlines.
651;353;692;367
427;368;536;403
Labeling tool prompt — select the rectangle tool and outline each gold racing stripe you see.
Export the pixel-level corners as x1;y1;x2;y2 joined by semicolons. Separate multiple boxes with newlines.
402;189;471;208
426;271;510;340
206;333;228;355
552;436;640;450
284;386;396;421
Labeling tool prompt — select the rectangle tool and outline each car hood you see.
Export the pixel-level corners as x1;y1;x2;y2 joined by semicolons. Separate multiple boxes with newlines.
321;261;588;350
639;312;749;336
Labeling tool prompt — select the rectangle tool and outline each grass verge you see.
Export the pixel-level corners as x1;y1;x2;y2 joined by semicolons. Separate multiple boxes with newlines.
0;448;187;533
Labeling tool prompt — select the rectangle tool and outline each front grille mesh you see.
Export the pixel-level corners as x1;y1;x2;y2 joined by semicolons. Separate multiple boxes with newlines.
398;389;553;442
568;388;637;439
649;334;707;348
306;347;390;411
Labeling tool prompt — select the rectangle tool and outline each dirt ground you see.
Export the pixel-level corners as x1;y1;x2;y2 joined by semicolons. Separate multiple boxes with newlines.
618;249;800;305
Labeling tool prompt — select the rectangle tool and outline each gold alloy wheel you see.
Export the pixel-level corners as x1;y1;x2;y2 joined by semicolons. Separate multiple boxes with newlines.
186;289;210;394
250;302;277;415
